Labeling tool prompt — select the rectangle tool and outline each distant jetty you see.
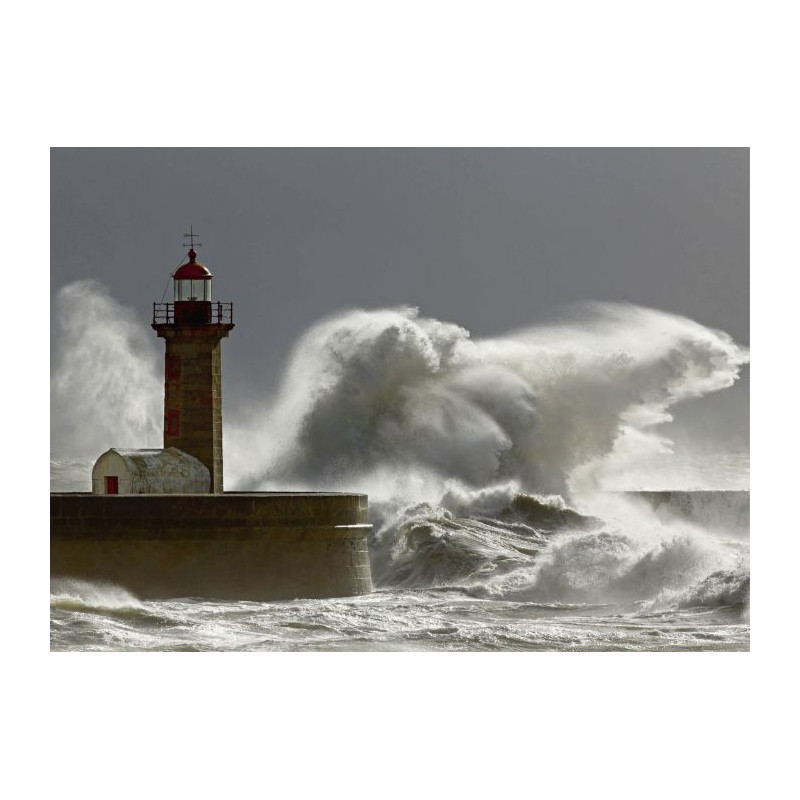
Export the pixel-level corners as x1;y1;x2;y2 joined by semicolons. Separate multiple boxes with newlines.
622;490;749;532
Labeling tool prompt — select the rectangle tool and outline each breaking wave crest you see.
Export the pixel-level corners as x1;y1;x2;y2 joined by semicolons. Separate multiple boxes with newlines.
232;302;747;498
672;564;750;609
368;484;599;589
366;487;748;611
50;578;144;614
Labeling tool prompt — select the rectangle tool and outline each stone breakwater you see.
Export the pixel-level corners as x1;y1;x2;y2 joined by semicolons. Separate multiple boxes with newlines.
621;490;749;532
50;492;372;601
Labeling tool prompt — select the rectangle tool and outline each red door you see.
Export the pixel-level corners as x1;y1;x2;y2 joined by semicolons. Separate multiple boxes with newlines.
105;476;119;494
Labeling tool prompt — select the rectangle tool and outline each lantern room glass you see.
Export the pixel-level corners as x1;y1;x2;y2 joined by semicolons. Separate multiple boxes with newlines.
174;277;212;302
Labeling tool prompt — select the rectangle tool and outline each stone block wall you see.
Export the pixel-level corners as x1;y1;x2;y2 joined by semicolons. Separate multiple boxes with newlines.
50;492;373;601
155;322;233;493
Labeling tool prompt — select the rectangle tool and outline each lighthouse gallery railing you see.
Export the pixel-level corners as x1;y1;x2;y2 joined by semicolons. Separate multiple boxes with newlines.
153;302;234;325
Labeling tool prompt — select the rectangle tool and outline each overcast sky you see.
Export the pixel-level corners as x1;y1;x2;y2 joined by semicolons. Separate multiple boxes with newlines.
50;147;749;445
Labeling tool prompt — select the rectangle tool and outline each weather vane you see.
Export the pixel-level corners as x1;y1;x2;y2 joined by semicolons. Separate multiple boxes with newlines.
183;224;202;250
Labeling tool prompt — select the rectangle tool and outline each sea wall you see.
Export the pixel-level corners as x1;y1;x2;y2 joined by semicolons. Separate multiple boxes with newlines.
621;490;749;532
50;492;372;601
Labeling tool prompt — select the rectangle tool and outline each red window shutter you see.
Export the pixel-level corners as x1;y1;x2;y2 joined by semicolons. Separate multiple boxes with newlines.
167;410;180;436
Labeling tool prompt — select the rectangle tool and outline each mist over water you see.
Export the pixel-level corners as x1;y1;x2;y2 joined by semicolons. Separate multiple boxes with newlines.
50;282;749;648
51;280;162;458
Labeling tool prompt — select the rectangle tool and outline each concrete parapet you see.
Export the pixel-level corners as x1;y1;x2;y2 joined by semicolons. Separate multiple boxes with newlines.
51;492;373;601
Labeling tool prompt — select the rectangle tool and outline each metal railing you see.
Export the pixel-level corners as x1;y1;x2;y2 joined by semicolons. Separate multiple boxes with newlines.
153;302;234;325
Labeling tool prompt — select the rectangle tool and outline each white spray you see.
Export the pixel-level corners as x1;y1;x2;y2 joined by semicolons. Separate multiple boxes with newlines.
51;280;162;458
229;302;747;499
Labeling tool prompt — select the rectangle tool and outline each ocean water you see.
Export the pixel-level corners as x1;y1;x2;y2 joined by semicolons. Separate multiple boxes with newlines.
49;478;750;652
50;290;749;652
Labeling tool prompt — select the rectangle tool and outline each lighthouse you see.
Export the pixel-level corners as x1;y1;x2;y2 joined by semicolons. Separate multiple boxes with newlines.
152;230;234;493
54;230;373;599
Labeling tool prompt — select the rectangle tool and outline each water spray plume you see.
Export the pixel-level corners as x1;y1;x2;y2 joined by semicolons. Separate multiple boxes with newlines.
51;280;162;458
228;302;747;499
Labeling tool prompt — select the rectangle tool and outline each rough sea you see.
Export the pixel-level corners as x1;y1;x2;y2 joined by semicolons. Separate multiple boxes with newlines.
50;289;749;652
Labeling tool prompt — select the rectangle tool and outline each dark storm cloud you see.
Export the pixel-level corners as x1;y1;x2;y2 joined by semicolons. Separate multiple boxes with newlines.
50;148;749;430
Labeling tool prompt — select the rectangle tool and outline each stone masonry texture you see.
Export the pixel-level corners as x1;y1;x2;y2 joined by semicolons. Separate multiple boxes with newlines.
50;492;373;600
154;322;233;493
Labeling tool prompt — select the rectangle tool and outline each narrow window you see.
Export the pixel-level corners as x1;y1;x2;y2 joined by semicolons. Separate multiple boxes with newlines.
166;410;180;436
105;476;119;495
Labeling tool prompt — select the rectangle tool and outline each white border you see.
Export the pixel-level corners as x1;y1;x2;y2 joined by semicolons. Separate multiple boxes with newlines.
8;1;790;795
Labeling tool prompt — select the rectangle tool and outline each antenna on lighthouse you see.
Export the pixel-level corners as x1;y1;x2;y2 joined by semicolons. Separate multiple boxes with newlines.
183;225;202;251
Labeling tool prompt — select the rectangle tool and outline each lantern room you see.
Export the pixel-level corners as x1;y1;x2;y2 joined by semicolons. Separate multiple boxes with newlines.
173;249;213;301
152;231;233;328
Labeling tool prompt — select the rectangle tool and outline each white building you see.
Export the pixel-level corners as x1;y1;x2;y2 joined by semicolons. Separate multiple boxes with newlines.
92;448;211;494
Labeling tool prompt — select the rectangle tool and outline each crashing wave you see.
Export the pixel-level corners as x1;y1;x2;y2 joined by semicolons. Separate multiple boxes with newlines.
672;564;750;609
50;578;144;613
369;486;600;589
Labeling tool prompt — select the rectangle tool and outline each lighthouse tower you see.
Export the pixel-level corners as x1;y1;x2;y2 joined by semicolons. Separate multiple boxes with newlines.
152;231;234;493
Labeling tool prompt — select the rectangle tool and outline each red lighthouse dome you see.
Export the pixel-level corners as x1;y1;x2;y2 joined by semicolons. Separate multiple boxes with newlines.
172;249;213;301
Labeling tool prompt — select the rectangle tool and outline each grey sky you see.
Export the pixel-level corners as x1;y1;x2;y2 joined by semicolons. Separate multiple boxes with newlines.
50;148;749;446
